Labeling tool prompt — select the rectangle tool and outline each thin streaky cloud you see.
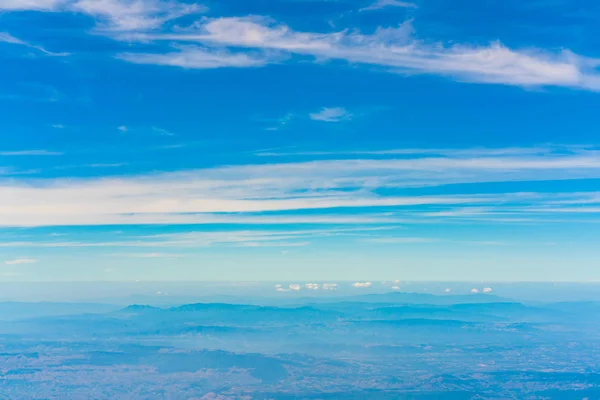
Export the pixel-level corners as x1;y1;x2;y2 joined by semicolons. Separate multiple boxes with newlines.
152;126;175;136
253;146;581;158
362;237;439;243
71;0;205;32
0;0;62;10
0;32;70;56
3;258;37;265
0;148;600;226
125;17;600;91
118;45;273;69
360;0;418;12
0;150;63;156
0;227;397;248
4;1;600;91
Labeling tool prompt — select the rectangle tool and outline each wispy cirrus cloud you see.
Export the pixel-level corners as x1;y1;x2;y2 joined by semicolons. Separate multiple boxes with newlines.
1;0;204;31
0;146;599;227
360;0;418;12
0;32;69;56
4;1;600;90
362;237;439;244
253;146;566;158
71;0;204;32
0;150;63;156
309;107;352;122
151;126;174;136
4;258;37;265
120;17;600;90
0;0;62;11
0;227;392;247
119;45;273;69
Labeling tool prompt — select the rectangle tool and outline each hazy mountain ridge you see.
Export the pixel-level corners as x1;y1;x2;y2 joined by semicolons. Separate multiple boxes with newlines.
0;293;599;398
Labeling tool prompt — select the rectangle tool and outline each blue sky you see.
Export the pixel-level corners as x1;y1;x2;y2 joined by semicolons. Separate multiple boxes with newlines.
1;0;600;284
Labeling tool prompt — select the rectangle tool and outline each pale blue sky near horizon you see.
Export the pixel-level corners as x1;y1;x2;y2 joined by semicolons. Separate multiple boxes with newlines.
2;0;600;283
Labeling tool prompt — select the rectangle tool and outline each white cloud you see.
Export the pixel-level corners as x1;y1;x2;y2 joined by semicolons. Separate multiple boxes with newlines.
444;288;451;293
134;252;182;258
3;2;600;91
88;163;126;168
0;0;63;11
352;281;372;288
322;283;338;290
471;288;479;293
483;287;493;293
264;113;294;131
309;107;352;122
238;241;309;247
0;0;204;33
71;0;204;32
274;284;288;292
0;147;599;226
363;237;438;244
8;227;384;248
152;126;174;136
254;146;557;158
360;0;418;12
119;45;272;69
118;125;128;132
391;285;400;290
4;258;37;265
0;32;69;56
0;150;62;156
305;283;319;290
131;17;600;91
288;284;302;291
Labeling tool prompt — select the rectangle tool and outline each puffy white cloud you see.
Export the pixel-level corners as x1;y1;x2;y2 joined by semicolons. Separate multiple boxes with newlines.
4;258;37;265
352;282;373;288
322;283;338;291
483;287;493;293
305;283;319;290
288;284;302;291
471;288;479;293
309;107;352;123
444;288;451;293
